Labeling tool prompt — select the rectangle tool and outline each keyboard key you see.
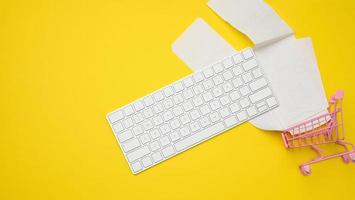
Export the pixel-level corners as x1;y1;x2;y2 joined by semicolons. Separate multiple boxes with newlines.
219;107;231;118
236;111;248;121
210;100;221;110
142;156;153;167
152;116;163;126
150;129;161;139
225;116;238;127
249;78;267;91
160;124;171;134
193;85;204;95
242;48;254;59
190;110;201;120
212;87;223;97
266;97;277;107
180;127;190;137
172;106;182;117
170;119;181;130
203;79;214;90
223;57;234;68
152;152;163;162
256;101;266;108
222;82;233;93
247;106;258;117
175;122;225;152
249;87;272;103
143;96;154;106
133;101;144;111
183;77;194;87
173;94;184;104
233;54;243;64
222;71;233;80
133;125;143;135
193;96;204;107
133;113;144;123
123;138;140;152
163;87;174;97
152;103;164;114
162;146;176;157
220;95;230;106
153;91;164;101
242;59;258;71
193;73;204;83
108;111;124;123
123;118;134;128
140;134;151;144
242;72;253;83
232;77;243;87
127;146;150;162
170;132;180;142
213;75;224;85
160;136;170;146
131;161;143;173
180;114;191;125
230;103;240;113
142;120;153;131
150;141;160;151
113;122;124;133
252;68;263;78
258;105;268;112
213;63;224;73
240;86;251;96
163;111;173;121
163;99;174;109
203;68;214;78
200;117;211;128
173;82;184;92
182;101;193;111
143;108;154;118
239;98;251;108
209;112;220;123
232;65;243;76
230;91;241;101
190;122;201;132
200;104;211;115
203;92;213;102
183;89;194;99
123;106;134;116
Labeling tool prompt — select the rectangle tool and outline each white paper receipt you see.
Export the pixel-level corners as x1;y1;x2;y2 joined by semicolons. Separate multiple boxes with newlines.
172;0;328;131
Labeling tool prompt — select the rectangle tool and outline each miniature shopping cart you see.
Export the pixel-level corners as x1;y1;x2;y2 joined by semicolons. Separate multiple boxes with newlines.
281;90;355;175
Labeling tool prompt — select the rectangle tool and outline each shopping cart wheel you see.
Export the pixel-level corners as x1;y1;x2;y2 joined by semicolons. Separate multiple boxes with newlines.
341;154;351;163
300;165;311;175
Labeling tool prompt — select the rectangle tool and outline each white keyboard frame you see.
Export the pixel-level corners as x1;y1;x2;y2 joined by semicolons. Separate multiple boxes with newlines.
107;48;278;174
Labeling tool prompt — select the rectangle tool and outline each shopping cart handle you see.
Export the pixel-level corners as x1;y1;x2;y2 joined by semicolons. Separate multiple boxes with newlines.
330;90;344;103
334;90;344;100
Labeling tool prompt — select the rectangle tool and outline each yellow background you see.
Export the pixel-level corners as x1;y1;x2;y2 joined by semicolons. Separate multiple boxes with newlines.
1;0;354;199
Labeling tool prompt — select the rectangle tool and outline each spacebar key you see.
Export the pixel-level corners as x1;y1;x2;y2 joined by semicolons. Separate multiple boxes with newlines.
127;146;150;162
174;122;225;152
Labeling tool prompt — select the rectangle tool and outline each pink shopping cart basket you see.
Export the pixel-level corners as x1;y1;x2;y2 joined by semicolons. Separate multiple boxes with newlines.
281;90;355;175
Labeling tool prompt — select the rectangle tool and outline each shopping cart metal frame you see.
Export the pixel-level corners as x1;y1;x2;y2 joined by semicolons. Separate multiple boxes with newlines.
281;90;355;175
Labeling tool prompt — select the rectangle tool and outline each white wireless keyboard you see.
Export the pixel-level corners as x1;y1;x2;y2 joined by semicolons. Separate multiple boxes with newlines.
107;48;278;174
